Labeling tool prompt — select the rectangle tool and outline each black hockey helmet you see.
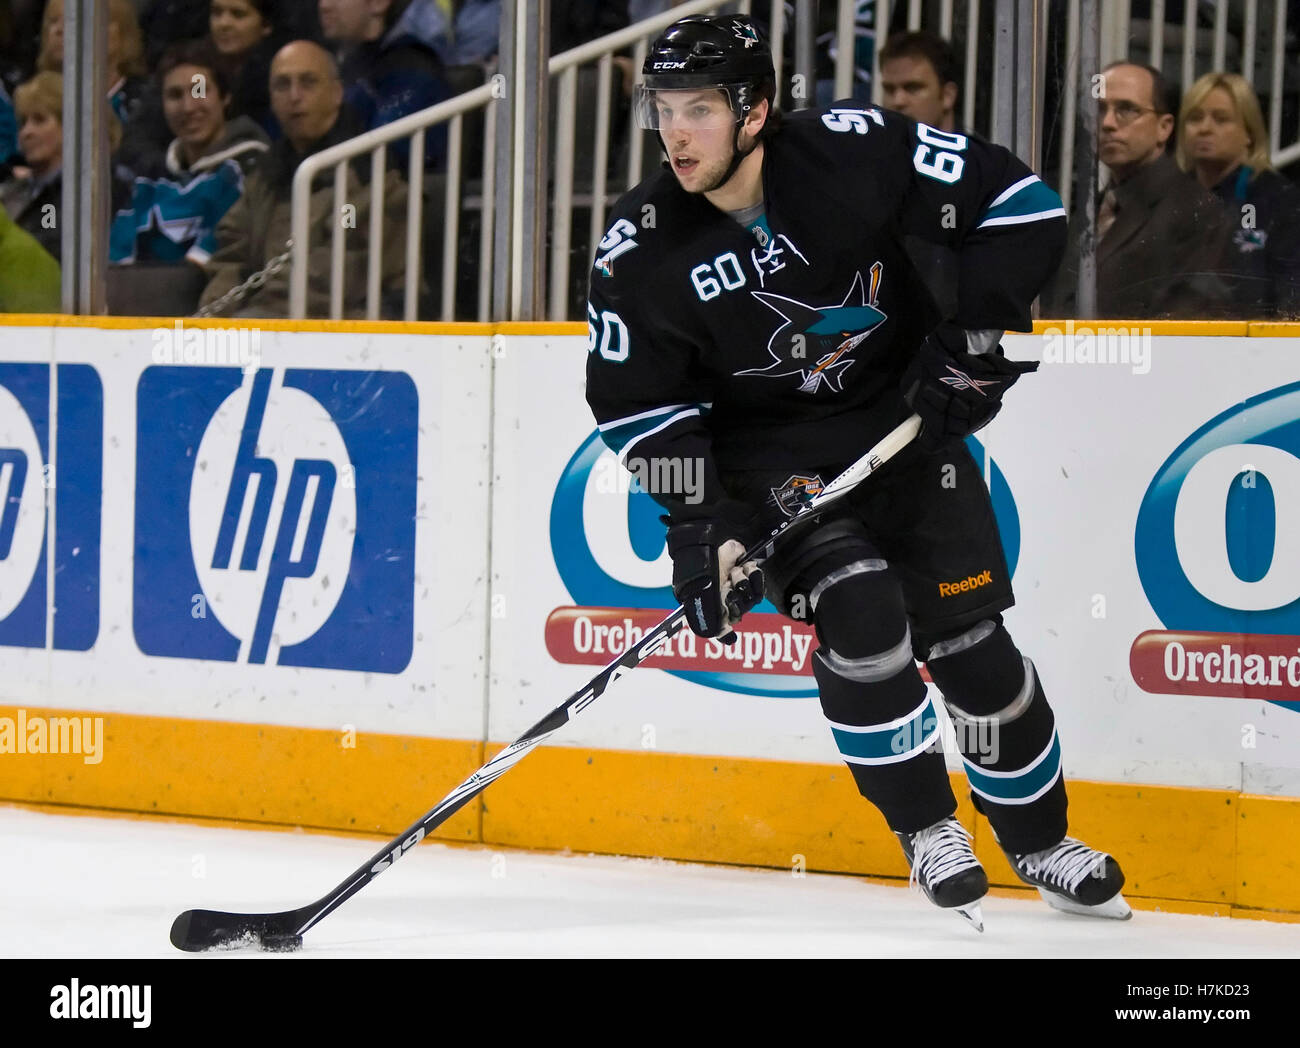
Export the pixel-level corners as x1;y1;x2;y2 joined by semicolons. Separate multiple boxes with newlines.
634;15;776;131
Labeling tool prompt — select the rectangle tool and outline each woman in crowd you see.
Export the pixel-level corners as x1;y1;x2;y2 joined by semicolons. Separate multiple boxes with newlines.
110;39;269;267
37;0;151;127
0;71;127;264
1178;71;1300;318
208;0;289;136
37;0;165;177
1;71;67;261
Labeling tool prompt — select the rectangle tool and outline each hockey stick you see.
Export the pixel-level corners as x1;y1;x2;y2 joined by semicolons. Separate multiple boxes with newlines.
169;413;924;952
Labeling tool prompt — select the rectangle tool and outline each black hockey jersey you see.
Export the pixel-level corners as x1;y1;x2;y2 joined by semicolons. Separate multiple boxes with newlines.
585;103;1066;525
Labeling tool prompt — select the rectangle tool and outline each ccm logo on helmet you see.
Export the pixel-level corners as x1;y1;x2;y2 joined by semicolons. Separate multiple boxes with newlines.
938;570;993;597
652;61;688;69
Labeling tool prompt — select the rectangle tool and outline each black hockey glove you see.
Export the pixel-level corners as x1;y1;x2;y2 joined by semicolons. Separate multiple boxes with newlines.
665;519;764;644
901;323;1038;452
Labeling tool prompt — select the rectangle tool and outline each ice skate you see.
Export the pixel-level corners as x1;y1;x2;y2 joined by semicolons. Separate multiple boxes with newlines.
897;817;989;931
1005;836;1132;920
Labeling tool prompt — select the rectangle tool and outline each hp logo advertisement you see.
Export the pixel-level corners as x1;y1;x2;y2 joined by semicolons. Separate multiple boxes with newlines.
0;364;102;651
134;367;417;672
546;432;1020;697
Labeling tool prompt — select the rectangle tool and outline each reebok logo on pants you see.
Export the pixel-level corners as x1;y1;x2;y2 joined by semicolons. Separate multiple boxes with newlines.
938;570;993;597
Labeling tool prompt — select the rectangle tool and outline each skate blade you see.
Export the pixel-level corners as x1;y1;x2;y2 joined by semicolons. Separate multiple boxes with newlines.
1037;887;1132;920
953;901;984;932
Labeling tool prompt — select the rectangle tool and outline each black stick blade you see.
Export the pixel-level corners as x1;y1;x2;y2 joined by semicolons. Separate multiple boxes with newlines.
170;907;305;952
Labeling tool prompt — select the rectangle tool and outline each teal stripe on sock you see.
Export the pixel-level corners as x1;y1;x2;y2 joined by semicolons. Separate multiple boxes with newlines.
831;699;938;763
963;732;1061;802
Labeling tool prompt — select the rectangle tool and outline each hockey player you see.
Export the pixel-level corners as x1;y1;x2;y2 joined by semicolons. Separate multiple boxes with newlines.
584;15;1129;929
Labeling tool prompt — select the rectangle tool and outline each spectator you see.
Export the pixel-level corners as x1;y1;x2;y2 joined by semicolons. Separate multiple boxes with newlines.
139;1;211;70
551;1;629;53
0;200;61;312
1178;71;1300;319
879;30;959;131
208;0;288;137
0;197;60;309
199;40;409;318
1046;62;1233;319
368;0;454;63
628;1;680;22
0;82;16;173
37;0;152;127
444;0;500;66
753;1;876;108
1;71;66;261
1;71;127;263
36;0;167;179
878;30;962;318
111;39;269;267
319;0;451;166
138;0;319;71
0;1;44;93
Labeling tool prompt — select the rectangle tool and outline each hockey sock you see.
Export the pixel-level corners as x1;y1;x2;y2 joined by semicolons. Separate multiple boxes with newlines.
809;556;956;834
924;621;1068;854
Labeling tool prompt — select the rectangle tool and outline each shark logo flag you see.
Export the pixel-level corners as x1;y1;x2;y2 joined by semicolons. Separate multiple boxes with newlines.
735;264;886;394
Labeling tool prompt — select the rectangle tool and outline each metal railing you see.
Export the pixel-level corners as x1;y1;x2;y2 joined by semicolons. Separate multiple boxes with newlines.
289;82;501;321
545;0;752;320
287;0;752;322
1057;0;1300;213
285;0;1300;322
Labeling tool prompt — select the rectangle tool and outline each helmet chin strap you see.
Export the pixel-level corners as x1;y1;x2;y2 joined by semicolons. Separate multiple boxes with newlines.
716;125;753;188
709;122;758;192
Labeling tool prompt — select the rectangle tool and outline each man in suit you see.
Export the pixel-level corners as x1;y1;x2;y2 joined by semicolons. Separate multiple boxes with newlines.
1047;62;1233;319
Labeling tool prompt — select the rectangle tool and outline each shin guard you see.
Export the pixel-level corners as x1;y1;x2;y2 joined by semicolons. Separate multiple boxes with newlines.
812;562;956;834
924;621;1068;854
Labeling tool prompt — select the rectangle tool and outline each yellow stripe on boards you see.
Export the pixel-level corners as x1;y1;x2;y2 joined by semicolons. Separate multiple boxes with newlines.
973;780;1238;904
1245;321;1300;337
0;314;591;336
0;715;1297;920
481;742;976;879
0;706;482;841
1236;794;1300;913
4;315;1289;339
0;313;495;335
1033;318;1251;336
493;322;589;336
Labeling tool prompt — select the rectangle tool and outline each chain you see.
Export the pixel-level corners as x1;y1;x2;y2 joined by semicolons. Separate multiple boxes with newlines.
193;240;295;318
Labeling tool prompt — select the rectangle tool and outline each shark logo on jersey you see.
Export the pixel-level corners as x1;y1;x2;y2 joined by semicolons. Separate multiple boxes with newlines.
735;263;886;394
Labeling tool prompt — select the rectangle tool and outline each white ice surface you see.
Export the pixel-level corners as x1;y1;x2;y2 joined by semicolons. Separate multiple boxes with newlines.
1;805;1297;958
